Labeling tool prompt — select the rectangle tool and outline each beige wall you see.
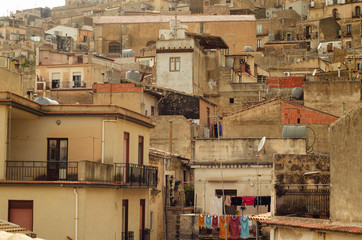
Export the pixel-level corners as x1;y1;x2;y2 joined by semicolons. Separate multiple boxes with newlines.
0;68;23;96
329;104;362;223
150;116;192;159
0;106;8;180
0;186;150;240
95;20;256;56
36;64;91;89
193;138;306;164
10;114;149;166
304;81;361;117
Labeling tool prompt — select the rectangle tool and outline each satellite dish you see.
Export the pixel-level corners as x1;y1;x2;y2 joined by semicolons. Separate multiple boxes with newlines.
257;136;266;152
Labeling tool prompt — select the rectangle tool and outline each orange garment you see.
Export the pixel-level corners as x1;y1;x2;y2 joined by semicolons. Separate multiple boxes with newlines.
198;214;205;227
219;216;230;239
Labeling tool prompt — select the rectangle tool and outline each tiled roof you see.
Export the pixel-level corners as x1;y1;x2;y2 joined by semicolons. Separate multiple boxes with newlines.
0;220;35;237
260;219;362;235
95;15;255;24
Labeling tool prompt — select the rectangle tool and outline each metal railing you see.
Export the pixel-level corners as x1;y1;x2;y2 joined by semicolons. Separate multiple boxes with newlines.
276;186;330;218
114;163;158;187
139;229;150;240
122;231;134;240
6;161;78;181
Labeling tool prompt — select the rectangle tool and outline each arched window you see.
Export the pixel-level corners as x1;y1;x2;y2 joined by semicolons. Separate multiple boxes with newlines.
333;9;338;19
356;6;360;17
108;41;121;53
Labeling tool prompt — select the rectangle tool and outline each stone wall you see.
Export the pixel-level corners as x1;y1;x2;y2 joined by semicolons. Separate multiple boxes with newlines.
329;104;362;223
273;154;330;186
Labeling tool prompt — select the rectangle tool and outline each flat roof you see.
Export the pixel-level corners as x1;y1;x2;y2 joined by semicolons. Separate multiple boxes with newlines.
95;15;256;24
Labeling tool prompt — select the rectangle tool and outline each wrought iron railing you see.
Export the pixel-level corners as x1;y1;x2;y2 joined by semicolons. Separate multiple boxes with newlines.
139;229;150;240
114;163;158;187
6;161;78;181
276;186;330;218
122;231;134;240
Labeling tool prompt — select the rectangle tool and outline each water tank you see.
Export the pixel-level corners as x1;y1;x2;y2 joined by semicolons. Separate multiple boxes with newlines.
268;34;275;41
72;23;78;28
122;49;135;57
34;97;59;105
244;46;255;52
126;70;140;82
292;87;304;100
282;126;307;139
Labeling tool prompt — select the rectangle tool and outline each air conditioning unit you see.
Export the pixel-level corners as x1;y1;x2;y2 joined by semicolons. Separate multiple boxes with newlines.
284;72;291;76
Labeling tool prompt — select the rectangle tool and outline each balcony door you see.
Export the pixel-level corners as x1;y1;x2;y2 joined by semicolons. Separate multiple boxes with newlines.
139;199;145;240
47;139;68;181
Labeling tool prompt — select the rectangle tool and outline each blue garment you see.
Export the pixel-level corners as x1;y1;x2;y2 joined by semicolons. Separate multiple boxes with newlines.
205;215;212;228
240;216;250;239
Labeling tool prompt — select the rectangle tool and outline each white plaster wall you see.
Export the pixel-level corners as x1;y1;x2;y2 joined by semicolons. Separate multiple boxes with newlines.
193;167;272;215
156;52;194;94
46;26;78;41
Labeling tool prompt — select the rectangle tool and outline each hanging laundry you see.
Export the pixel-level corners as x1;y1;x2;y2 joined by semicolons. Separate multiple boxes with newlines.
254;196;271;211
242;196;255;206
229;215;240;239
240;216;250;239
205;214;212;228
231;196;243;206
198;214;205;227
219;216;230;239
224;195;232;206
212;215;219;228
210;196;223;215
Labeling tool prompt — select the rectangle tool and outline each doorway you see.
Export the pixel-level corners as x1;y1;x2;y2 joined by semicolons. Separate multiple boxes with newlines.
47;139;68;180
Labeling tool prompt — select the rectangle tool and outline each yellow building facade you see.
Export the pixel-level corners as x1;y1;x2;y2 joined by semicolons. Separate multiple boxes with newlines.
0;92;157;240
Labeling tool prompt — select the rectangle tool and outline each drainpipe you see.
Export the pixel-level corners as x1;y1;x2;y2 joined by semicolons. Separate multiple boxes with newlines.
102;119;117;164
73;188;78;240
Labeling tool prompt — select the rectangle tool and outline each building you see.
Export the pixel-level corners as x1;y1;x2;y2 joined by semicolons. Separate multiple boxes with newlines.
156;29;228;95
257;104;362;240
94;15;256;56
0;91;157;240
221;98;339;153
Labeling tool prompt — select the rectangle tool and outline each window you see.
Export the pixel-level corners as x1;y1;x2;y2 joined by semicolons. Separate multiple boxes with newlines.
257;39;262;48
8;200;33;231
256;24;262;35
229;98;234;104
83;36;87;42
169;57;180;72
73;73;81;88
52;72;60;88
151;106;155;116
108;41;121;53
138;136;144;166
356;6;360;17
347;24;351;35
333;9;338;19
287;33;291;41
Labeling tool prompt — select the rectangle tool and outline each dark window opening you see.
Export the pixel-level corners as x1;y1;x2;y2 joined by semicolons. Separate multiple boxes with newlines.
229;98;234;104
138;136;144;166
109;42;121;53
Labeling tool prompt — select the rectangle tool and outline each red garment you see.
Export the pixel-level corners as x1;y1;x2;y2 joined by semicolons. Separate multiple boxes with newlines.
212;215;219;228
229;216;240;239
242;196;255;206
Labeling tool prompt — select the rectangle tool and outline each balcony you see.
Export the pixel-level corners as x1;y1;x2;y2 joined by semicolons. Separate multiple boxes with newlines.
275;185;330;219
114;163;158;188
5;161;157;188
122;232;134;240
